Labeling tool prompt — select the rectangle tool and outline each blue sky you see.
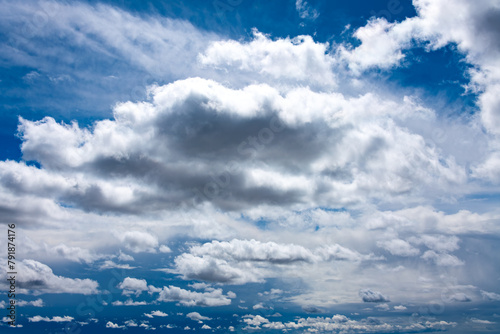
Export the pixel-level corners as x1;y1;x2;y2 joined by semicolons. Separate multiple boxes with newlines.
1;0;500;333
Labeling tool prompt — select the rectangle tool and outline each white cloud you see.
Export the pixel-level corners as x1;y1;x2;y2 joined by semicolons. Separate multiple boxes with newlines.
295;0;319;20
0;259;98;295
29;315;74;322
408;235;460;253
17;299;44;307
144;310;168;318
112;299;148;306
118;277;149;296
200;29;334;87
118;231;159;253
158;285;233;307
340;0;500;136
377;239;420;257
242;314;456;332
421;250;464;266
99;260;136;270
106;321;125;329
159;244;172;253
186;312;212;321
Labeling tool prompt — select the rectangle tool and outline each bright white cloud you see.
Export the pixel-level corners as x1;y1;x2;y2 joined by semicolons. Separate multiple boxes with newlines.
0;259;98;295
158;285;234;307
29;315;74;322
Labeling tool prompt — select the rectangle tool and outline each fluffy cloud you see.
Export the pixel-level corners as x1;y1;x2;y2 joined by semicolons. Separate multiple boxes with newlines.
118;277;149;296
359;289;390;303
340;0;500;136
0;259;98;295
144;311;168;318
158;285;234;307
173;239;370;284
106;321;125;329
200;29;333;87
118;231;159;253
186;312;212;321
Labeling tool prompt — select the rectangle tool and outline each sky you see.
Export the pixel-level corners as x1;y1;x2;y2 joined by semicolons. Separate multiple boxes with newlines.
1;0;500;333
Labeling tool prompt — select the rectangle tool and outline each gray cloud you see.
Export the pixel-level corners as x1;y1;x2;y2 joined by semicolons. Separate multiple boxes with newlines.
359;289;390;303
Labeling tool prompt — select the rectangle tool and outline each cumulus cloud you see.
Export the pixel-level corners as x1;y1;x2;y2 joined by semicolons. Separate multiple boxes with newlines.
106;321;125;329
0;259;98;295
173;239;371;285
186;312;212;321
29;315;74;322
144;311;168;318
17;298;44;307
158;285;234;307
340;0;500;137
118;277;149;296
200;29;333;87
118;231;159;253
359;289;390;303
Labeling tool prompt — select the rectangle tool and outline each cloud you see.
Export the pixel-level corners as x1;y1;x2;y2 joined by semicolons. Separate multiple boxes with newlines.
200;29;333;87
106;321;125;329
173;239;374;285
481;290;500;301
99;260;136;270
0;259;98;295
48;244;101;263
29;316;74;322
242;314;456;332
340;0;500;136
359;289;390;303
295;0;319;20
377;239;420;257
159;245;172;253
158;285;234;307
118;231;159;253
186;312;212;321
17;299;44;307
144;311;168;318
112;299;148;306
408;235;460;253
421;250;464;266
118;277;149;296
450;293;471;302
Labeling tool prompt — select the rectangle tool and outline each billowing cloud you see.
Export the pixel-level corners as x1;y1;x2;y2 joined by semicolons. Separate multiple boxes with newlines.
157;285;234;307
118;277;149;296
0;259;98;295
173;239;370;285
359;289;390;303
118;231;159;253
